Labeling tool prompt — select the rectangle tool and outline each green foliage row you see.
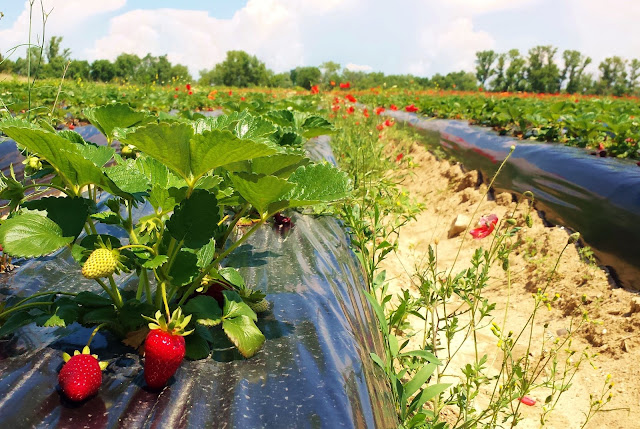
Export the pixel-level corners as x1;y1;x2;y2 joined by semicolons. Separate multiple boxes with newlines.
362;92;640;158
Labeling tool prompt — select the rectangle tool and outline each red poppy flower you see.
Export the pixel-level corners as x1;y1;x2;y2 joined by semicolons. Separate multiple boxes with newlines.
311;85;320;94
330;81;336;86
188;91;193;95
384;119;394;127
374;107;385;115
469;214;498;239
331;104;340;112
240;96;246;101
519;396;536;406
342;115;347;119
333;97;341;105
174;94;178;98
228;90;233;96
396;153;404;162
363;108;369;118
345;94;357;103
405;104;419;113
376;124;384;131
355;121;360;125
175;87;179;91
390;104;398;111
186;84;191;91
339;82;351;89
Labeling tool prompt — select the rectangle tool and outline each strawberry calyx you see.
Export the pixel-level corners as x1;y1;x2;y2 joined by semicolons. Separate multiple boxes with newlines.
142;308;193;337
62;345;109;371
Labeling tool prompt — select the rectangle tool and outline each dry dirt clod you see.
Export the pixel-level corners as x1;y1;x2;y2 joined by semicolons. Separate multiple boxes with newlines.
448;214;470;238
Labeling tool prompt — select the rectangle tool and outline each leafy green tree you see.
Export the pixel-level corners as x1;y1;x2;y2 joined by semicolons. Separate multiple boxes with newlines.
113;53;141;81
46;36;70;63
67;60;90;80
628;59;640;94
561;50;591;94
504;49;527;92
135;54;172;84
596;56;628;96
90;59;116;82
170;64;192;82
267;71;293;88
475;50;497;87
0;52;14;73
201;50;269;87
491;54;507;91
432;71;477;90
291;66;321;89
526;45;561;93
319;61;341;86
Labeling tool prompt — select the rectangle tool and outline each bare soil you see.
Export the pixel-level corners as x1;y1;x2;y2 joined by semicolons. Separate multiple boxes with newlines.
381;138;639;428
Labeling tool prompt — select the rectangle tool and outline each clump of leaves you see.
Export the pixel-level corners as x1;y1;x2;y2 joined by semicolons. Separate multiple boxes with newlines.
0;103;350;359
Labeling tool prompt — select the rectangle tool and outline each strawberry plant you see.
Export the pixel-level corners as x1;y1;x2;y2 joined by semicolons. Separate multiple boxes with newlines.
0;103;349;370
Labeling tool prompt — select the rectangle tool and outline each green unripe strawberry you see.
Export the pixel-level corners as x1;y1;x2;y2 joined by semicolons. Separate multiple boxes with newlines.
121;144;136;158
248;298;270;313
82;248;119;279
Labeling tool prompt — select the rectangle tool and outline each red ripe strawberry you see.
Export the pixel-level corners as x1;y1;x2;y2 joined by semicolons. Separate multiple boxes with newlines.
58;346;107;401
143;308;192;389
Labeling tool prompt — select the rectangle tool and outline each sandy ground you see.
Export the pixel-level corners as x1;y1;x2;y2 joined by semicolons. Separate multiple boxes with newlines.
380;138;639;428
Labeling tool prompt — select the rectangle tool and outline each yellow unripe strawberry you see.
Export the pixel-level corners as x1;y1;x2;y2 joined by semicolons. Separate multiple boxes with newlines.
82;248;119;279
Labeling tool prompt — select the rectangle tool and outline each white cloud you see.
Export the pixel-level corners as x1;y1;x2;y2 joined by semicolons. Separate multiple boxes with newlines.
408;17;495;75
444;0;539;14
565;0;640;64
345;63;373;72
0;0;125;53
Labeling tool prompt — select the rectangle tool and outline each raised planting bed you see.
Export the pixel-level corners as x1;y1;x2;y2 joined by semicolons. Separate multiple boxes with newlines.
390;110;640;290
0;105;396;428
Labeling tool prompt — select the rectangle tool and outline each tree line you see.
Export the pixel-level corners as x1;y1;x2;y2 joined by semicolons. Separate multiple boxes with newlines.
2;36;639;96
475;47;640;96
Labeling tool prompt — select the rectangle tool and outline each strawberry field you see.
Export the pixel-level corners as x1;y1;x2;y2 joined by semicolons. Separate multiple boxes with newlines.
0;76;639;428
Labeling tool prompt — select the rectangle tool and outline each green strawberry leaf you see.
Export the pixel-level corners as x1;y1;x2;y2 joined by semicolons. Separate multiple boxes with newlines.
218;267;245;288
0;125;122;195
104;159;151;197
250;154;309;177
118;300;154;332
0;167;25;211
166;189;220;249
76;144;115;167
183;296;222;327
84;103;155;141
169;250;200;286
222;315;265;358
91;211;122;225
121;123;277;186
82;306;118;326
196;238;216;268
185;328;211;360
194;110;277;144
142;254;169;269
79;234;122;250
229;172;294;215
300;115;335;138
0;213;73;258
74;292;113;308
273;163;350;210
222;291;257;321
22;196;92;239
0;311;37;337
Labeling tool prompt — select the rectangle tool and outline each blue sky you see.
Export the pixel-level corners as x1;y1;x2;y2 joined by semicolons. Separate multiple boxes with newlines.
1;0;639;79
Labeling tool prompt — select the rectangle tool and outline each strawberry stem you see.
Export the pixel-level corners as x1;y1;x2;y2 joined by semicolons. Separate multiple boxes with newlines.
86;323;107;348
107;275;124;308
160;281;171;321
94;278;122;308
